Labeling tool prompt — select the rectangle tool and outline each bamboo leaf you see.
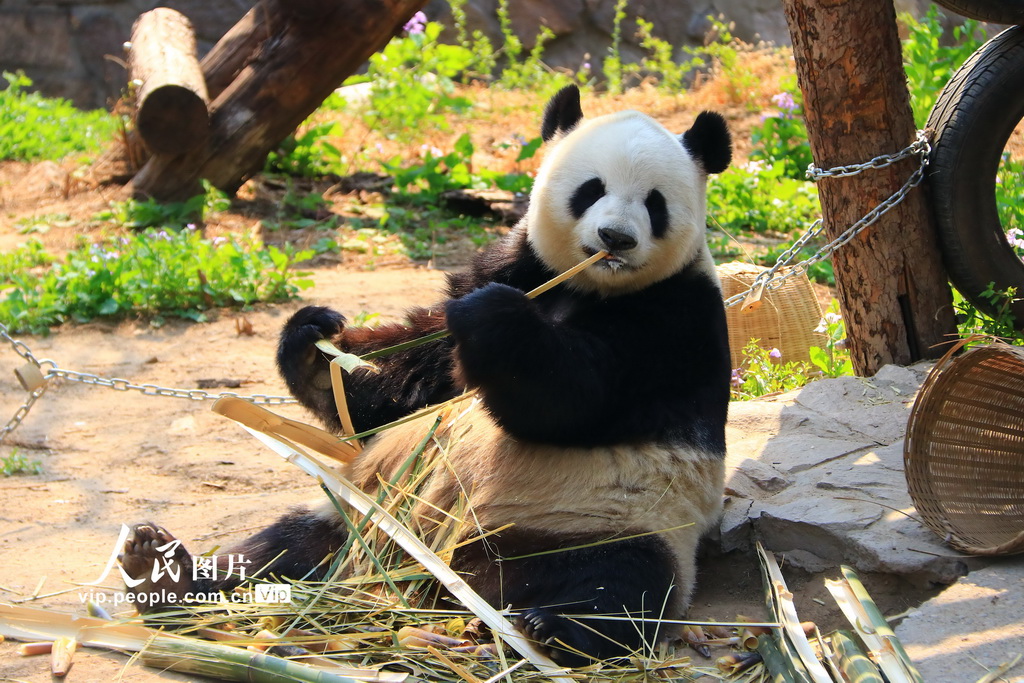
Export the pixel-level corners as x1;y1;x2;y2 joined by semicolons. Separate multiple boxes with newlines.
316;340;380;374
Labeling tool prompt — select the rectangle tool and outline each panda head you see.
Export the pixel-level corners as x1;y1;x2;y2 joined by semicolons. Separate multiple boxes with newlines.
526;85;731;295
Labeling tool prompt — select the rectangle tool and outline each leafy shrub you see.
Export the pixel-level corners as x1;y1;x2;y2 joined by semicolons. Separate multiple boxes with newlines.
750;89;813;180
345;21;474;142
265;122;343;177
0;71;116;161
900;7;986;127
383;132;537;203
94;183;231;230
0;230;313;334
707;161;820;236
731;340;813;399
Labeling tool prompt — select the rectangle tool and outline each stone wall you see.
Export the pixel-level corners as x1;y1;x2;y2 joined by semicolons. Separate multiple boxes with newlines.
0;0;953;110
0;0;251;109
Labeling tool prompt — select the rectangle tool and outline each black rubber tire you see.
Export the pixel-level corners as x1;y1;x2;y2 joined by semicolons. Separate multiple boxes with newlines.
927;25;1024;325
932;0;1024;25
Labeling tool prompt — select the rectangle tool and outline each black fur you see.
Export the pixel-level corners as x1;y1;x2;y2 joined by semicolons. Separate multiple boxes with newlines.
646;188;669;239
569;177;606;219
444;243;729;450
541;84;584;141
450;528;677;666
682;111;733;175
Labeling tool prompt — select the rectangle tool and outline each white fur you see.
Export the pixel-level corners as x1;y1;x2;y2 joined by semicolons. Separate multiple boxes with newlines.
526;110;719;295
334;403;725;615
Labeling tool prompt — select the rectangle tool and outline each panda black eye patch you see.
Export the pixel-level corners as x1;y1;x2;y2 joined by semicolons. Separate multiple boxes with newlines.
645;189;669;238
569;177;606;219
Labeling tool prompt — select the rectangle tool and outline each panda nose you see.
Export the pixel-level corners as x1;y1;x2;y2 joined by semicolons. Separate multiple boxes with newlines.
598;227;637;251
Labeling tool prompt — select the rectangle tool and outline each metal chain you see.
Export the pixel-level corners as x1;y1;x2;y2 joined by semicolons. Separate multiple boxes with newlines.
1;319;296;444
722;131;931;309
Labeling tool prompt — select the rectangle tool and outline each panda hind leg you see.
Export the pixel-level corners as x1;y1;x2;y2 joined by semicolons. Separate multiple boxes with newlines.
457;532;679;667
121;507;346;614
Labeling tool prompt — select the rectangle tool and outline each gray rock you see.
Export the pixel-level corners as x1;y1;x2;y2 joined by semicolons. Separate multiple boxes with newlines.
896;563;1024;681
720;365;972;584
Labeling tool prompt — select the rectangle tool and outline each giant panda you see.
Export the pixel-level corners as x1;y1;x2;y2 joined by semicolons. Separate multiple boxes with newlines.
121;85;732;668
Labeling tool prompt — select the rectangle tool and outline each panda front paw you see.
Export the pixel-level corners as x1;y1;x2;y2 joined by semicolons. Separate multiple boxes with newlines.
518;608;595;668
445;283;533;340
277;306;346;386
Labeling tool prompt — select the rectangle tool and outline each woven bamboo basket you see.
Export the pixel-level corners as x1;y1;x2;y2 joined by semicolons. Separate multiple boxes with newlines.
717;261;825;369
904;342;1024;555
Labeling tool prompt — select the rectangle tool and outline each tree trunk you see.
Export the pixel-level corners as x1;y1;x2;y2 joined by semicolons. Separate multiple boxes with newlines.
132;0;427;201
781;0;957;375
129;8;209;155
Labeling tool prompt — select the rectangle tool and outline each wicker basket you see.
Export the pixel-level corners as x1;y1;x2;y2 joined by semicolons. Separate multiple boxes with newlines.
717;261;825;369
904;343;1024;555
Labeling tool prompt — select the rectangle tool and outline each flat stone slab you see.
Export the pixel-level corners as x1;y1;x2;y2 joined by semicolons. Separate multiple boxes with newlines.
895;562;1024;682
720;362;971;584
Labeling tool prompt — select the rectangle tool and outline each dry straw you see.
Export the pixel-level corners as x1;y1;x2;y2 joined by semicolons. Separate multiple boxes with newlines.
904;341;1024;555
717;261;823;369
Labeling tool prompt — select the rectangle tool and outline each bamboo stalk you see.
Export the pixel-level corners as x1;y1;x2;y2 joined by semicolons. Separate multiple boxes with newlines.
217;419;575;683
830;630;883;683
139;636;362;683
358;250;608;362
825;566;923;683
756;543;832;682
756;634;799;683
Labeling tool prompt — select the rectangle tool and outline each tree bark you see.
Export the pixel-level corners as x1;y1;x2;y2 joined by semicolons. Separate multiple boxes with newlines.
128;8;209;156
132;0;427;201
781;0;957;375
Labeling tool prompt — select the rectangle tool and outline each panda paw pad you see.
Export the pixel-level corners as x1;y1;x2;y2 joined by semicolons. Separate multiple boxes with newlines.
120;523;194;613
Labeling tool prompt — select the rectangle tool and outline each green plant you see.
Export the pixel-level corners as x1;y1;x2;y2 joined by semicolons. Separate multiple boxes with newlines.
493;0;560;90
265;122;343;177
623;18;702;91
808;300;853;378
731;340;813;400
707;161;821;236
95;182;230;229
900;7;986;127
383;132;536;205
998;154;1024;236
0;229;314;334
1;449;42;476
694;17;760;108
0;71;116;161
750;87;813;180
603;0;630;94
346;20;474;142
448;0;497;82
954;283;1022;343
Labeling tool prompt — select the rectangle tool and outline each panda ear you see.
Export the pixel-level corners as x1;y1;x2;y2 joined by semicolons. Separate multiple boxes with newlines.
681;111;732;174
541;85;584;142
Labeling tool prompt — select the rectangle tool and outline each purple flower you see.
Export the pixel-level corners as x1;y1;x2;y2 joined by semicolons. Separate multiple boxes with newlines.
769;348;782;360
771;92;797;113
731;369;743;387
1007;228;1024;250
403;11;426;34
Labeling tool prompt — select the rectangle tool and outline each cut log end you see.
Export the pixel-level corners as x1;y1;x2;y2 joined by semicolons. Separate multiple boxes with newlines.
136;85;210;155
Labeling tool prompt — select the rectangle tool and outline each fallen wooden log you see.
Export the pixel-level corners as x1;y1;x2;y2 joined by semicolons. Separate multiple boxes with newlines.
128;7;209;156
132;0;428;201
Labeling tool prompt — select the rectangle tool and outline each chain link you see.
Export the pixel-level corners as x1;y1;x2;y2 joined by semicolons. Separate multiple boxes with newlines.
723;131;931;309
1;319;297;444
